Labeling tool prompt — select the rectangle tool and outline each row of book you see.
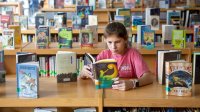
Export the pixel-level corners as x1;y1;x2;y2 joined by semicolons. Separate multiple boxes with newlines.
104;107;200;112
157;50;200;96
35;107;97;112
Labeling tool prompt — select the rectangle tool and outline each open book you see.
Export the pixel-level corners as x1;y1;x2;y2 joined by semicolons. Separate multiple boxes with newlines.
84;53;118;89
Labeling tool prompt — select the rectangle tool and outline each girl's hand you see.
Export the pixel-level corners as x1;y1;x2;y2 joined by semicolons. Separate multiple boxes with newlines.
78;65;93;80
112;80;134;91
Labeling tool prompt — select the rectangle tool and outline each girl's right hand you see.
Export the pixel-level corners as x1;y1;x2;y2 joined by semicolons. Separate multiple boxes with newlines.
78;65;94;80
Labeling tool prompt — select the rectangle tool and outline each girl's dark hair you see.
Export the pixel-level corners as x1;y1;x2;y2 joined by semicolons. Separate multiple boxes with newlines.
104;22;128;40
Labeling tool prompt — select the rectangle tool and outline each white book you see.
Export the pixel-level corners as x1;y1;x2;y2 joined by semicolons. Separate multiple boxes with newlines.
157;50;181;85
88;15;98;26
34;107;57;112
2;29;15;50
89;0;96;10
54;15;63;30
49;0;55;8
162;25;176;44
145;8;152;25
150;15;160;30
98;0;107;9
74;107;96;112
56;51;77;75
85;25;98;44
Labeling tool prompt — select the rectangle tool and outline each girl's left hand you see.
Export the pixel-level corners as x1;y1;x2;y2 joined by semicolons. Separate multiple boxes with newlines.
112;80;134;91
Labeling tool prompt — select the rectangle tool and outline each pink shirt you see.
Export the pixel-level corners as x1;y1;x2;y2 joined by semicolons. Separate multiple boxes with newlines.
96;48;149;78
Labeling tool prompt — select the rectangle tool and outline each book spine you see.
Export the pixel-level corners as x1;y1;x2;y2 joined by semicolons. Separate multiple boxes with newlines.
165;61;170;95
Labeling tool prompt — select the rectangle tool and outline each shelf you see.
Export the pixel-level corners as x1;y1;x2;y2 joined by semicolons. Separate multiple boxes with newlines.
41;8;200;13
134;43;191;55
41;8;76;12
0;29;193;35
104;82;200;107
22;42;107;55
0;2;19;6
19;28;105;34
21;42;193;55
0;76;102;108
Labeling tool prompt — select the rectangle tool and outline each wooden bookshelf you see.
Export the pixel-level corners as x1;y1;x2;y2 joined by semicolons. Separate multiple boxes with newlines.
0;76;103;112
0;2;22;15
104;82;200;107
1;76;200;112
21;42;107;55
0;2;19;6
0;28;193;35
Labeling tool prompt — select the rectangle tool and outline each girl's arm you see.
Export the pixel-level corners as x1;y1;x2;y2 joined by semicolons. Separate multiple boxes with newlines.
137;71;154;87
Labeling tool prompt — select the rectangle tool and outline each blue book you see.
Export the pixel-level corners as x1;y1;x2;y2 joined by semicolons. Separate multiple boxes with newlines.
167;10;181;25
142;30;155;49
76;6;93;27
132;16;143;30
0;50;4;71
16;62;39;99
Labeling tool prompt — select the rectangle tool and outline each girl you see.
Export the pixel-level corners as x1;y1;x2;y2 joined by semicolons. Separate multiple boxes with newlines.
80;22;154;91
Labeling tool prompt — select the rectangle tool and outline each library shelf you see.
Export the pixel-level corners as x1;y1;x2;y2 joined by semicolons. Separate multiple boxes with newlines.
104;82;200;108
0;75;103;112
0;2;19;6
21;42;107;55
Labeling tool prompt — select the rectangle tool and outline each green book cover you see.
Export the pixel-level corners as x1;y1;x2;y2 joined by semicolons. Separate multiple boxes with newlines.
172;30;186;48
58;27;72;48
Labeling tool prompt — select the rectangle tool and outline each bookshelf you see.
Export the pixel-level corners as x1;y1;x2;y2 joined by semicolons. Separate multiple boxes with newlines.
1;0;200;112
0;2;22;15
104;81;200;108
0;75;103;112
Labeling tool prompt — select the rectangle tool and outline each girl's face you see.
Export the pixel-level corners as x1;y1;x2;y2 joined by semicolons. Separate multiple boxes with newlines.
105;35;127;55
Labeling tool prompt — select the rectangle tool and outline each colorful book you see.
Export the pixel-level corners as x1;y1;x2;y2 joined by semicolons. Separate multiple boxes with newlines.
167;10;181;25
166;60;192;96
9;25;21;47
35;26;50;49
16;62;39;98
116;8;131;27
137;25;151;44
85;53;118;89
79;29;93;48
58;27;72;48
85;25;98;44
2;29;15;50
132;15;143;31
76;6;93;27
142;30;155;49
194;25;200;47
172;30;186;48
93;59;118;89
0;15;11;29
20;16;28;30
